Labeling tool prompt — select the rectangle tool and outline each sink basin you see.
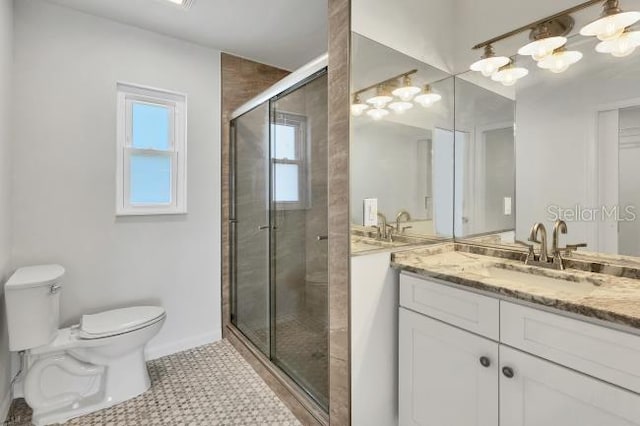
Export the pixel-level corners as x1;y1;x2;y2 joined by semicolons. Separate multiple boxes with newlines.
468;264;599;297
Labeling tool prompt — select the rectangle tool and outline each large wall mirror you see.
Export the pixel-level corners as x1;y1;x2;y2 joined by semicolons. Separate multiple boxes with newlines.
459;0;640;259
350;0;640;259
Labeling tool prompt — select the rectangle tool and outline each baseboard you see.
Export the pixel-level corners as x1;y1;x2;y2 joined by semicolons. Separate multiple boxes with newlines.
145;329;222;361
0;388;11;426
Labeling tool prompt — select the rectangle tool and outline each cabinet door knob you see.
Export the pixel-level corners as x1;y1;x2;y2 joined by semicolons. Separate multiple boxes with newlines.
479;356;491;368
502;366;515;378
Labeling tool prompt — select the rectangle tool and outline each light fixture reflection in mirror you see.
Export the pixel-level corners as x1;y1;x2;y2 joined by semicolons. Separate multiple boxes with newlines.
388;101;414;114
596;29;640;56
537;48;583;73
392;75;422;101
351;94;369;116
580;0;640;41
366;108;389;120
414;85;442;107
366;85;394;109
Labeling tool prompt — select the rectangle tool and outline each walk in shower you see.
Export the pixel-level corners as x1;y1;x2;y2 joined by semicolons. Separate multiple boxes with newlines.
229;56;329;411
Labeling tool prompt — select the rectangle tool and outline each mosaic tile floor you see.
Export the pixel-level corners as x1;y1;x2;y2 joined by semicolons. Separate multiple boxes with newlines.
4;340;301;426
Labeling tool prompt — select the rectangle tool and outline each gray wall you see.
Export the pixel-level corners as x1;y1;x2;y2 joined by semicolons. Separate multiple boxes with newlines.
11;0;222;359
0;0;13;418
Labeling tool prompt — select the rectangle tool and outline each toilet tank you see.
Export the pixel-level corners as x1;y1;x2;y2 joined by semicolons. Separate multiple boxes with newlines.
5;264;65;351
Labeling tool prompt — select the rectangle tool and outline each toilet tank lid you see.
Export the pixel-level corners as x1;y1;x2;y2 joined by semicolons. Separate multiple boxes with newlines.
5;264;65;290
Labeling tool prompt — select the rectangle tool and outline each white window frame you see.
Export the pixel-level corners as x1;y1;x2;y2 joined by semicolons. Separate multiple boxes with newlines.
271;112;310;210
116;82;187;216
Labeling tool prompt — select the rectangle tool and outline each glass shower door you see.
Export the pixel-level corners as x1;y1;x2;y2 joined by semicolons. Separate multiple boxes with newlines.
231;103;271;355
271;73;329;409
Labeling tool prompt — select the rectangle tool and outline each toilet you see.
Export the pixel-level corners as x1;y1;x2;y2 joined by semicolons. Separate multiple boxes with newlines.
4;264;166;426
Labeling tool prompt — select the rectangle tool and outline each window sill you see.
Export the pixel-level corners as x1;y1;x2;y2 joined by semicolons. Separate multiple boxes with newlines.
116;207;187;216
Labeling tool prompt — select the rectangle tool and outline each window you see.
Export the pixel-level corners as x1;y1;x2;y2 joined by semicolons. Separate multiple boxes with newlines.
271;112;309;209
116;83;187;215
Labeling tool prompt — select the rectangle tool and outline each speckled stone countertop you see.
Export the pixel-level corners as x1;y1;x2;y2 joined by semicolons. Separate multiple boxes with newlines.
392;243;640;330
350;226;447;255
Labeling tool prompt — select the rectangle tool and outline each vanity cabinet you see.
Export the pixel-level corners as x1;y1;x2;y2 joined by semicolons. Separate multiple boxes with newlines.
399;272;640;426
399;308;498;426
500;345;640;426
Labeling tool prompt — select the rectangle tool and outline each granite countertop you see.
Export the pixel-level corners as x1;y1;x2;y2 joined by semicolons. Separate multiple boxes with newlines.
350;226;448;255
392;243;640;330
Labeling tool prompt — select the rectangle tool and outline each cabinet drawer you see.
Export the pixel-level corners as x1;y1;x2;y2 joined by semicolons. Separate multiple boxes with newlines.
399;272;499;340
501;301;640;394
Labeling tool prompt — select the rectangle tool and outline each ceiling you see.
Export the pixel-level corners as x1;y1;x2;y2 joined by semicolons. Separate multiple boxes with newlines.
43;0;328;71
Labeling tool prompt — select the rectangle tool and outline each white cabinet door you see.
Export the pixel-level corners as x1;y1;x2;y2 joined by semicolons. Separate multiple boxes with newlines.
500;345;640;426
399;308;499;426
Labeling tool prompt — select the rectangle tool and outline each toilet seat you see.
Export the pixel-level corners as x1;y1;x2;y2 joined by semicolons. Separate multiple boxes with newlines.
79;306;166;340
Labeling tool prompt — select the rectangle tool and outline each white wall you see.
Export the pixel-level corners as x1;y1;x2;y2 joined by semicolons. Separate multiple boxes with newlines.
12;0;222;359
0;0;13;419
351;252;398;426
352;0;455;73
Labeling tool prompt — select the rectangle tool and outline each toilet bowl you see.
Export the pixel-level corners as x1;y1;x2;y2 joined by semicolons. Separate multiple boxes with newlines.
4;265;166;426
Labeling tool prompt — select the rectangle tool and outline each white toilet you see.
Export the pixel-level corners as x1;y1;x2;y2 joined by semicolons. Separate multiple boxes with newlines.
4;264;166;426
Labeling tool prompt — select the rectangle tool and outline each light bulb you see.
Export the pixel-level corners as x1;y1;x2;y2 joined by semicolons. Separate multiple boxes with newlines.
518;36;567;61
491;65;529;87
392;76;421;101
388;101;414;114
470;44;510;77
365;95;393;109
596;30;640;57
366;108;389;120
414;93;442;107
470;56;511;77
537;50;583;73
351;103;369;116
581;10;640;41
414;85;442;108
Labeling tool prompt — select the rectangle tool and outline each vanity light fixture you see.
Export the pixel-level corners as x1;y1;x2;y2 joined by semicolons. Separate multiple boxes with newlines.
366;84;394;109
366;108;390;120
596;29;640;56
413;85;442;107
392;75;422;101
470;1;640;81
537;48;583;73
518;17;573;61
580;0;640;41
491;61;529;86
470;45;510;77
351;94;369;116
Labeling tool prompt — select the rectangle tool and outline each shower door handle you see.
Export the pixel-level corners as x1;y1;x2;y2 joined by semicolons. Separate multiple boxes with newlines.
317;235;328;241
258;225;270;231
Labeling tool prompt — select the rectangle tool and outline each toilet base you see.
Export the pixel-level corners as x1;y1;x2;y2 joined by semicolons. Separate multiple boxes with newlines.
28;348;151;426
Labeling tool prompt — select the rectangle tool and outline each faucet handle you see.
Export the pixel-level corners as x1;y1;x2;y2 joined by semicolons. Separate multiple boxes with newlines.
563;243;587;256
515;240;536;256
401;225;413;234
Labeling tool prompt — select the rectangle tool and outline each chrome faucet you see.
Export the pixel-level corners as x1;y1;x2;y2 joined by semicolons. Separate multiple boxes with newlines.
396;210;412;234
529;222;548;263
520;220;587;270
552;220;568;268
